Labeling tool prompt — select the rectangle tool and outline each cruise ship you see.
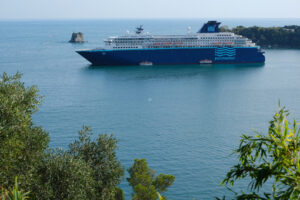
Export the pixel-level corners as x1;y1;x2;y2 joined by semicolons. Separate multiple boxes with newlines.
76;21;265;66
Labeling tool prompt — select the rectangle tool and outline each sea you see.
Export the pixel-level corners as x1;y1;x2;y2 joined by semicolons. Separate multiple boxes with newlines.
1;18;300;199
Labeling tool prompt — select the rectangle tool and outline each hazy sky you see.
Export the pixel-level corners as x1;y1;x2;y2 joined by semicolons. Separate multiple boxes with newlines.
1;0;300;20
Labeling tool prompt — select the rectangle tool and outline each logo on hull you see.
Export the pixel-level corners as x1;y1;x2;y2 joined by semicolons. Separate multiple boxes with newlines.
215;47;236;61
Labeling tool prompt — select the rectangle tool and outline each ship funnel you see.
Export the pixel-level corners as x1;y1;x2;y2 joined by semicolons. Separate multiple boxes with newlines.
198;21;221;33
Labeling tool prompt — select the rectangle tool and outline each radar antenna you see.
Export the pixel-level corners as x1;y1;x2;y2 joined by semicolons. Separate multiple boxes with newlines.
136;25;144;34
187;26;191;34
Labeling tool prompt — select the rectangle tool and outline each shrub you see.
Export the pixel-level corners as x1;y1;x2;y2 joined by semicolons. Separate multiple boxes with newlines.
1;177;30;200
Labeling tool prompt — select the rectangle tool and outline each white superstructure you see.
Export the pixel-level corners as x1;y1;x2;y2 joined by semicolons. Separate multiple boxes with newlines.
103;25;256;50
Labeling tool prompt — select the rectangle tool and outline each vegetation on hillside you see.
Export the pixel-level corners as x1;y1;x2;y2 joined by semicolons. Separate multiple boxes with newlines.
220;105;300;199
221;25;300;48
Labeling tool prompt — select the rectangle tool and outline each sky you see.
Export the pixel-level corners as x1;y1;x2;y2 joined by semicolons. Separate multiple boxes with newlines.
0;0;300;20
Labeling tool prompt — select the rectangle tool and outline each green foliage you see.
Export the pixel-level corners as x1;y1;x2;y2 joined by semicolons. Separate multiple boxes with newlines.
31;126;124;200
114;187;125;200
33;150;96;200
1;177;30;200
68;126;124;200
0;72;49;189
153;174;175;193
222;25;300;48
0;72;124;200
221;105;300;199
127;159;175;200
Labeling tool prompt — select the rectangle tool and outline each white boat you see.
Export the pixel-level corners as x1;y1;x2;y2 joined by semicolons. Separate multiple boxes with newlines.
199;59;213;64
139;61;153;66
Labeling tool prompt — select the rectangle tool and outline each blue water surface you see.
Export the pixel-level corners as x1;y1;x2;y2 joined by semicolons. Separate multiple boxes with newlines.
1;19;300;199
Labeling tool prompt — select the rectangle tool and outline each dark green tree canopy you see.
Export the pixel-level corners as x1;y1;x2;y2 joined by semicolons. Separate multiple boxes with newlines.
35;150;96;200
221;25;300;48
33;126;124;200
68;126;124;200
127;159;175;200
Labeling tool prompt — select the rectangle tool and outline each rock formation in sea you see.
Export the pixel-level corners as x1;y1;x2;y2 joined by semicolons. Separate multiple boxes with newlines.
69;32;84;43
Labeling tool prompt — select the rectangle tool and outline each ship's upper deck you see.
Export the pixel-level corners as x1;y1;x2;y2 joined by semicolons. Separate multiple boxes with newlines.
102;22;257;50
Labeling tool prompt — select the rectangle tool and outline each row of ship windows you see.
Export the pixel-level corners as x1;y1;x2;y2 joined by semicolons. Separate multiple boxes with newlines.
199;37;233;39
112;42;245;46
113;46;138;49
147;45;236;48
111;45;245;49
114;35;234;41
111;41;238;45
113;38;242;42
114;39;236;42
113;39;236;42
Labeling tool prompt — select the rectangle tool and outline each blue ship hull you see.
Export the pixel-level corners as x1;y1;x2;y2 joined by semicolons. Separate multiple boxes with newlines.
76;47;265;66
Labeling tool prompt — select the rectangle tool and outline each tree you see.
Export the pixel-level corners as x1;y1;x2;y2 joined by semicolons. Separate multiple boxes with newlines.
33;150;96;200
228;25;300;48
0;72;124;200
220;105;300;199
68;126;124;200
0;72;49;189
127;159;175;200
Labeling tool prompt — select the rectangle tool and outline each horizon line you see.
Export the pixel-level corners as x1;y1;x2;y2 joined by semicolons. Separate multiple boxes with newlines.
1;17;300;21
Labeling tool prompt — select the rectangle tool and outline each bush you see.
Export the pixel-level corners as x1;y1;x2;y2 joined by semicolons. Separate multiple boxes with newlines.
1;177;30;200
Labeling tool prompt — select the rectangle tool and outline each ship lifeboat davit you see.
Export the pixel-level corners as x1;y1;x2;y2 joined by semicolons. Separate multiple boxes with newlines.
139;61;153;66
199;59;213;64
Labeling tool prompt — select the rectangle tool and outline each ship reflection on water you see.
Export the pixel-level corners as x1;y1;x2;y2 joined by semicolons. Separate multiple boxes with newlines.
84;63;265;81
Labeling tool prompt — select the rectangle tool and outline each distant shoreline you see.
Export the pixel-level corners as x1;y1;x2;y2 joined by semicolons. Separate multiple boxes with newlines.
221;25;300;49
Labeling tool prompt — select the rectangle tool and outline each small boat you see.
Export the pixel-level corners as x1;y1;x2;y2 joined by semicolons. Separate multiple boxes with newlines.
139;61;153;66
199;59;213;64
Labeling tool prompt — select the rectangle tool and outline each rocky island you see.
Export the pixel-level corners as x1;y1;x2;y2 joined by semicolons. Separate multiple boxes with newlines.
69;32;85;43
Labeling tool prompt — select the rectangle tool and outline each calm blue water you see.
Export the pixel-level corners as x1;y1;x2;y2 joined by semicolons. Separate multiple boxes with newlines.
1;19;300;199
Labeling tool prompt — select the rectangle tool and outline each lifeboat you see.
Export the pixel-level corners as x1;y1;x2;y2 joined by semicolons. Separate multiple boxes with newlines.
139;61;153;66
199;59;213;64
